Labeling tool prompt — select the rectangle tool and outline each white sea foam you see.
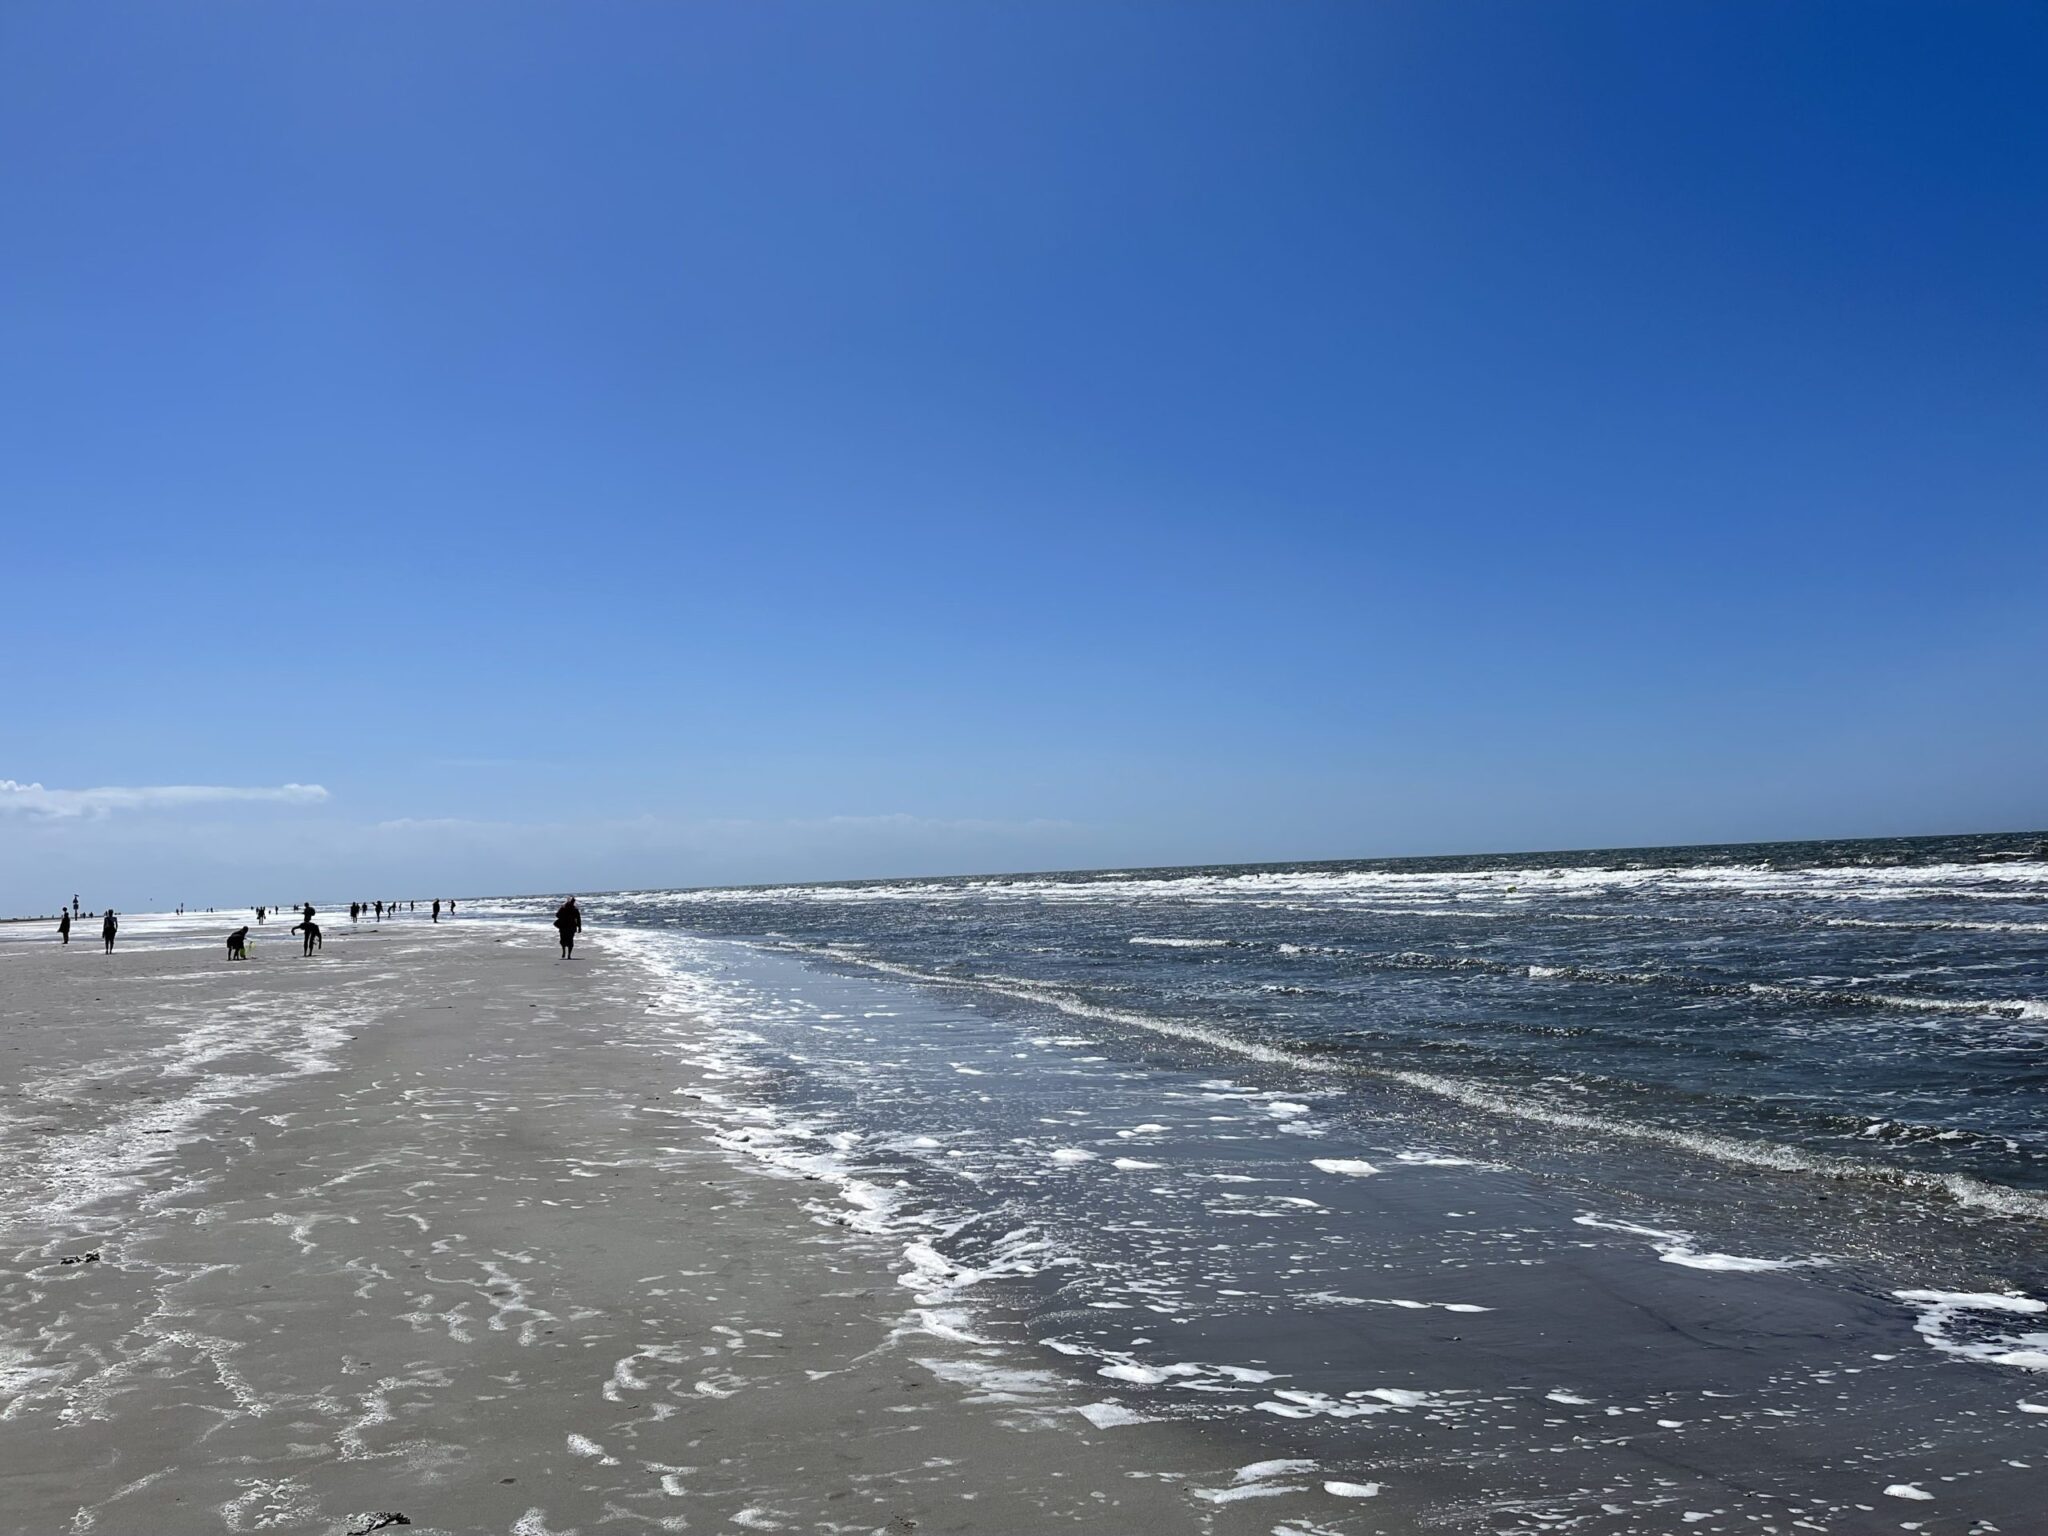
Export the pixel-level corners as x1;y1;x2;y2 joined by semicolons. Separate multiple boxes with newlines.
596;855;2048;915
1190;1458;1319;1504
1305;1292;1491;1313
1574;1215;1821;1273
1310;1159;1379;1177
1893;1290;2048;1371
1075;1400;1152;1428
1255;1386;1445;1419
1386;1069;2048;1222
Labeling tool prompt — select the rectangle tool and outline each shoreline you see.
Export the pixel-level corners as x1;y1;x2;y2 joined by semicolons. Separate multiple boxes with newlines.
0;918;1357;1534
7;903;2046;1533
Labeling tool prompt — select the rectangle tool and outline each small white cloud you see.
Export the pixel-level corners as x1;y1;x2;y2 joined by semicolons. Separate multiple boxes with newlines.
0;780;330;819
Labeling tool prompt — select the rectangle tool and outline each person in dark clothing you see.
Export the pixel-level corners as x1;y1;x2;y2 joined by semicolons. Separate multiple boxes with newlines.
292;918;322;955
553;897;582;958
350;902;360;923
256;906;266;923
226;926;249;960
374;900;383;922
432;899;441;923
58;910;70;945
101;910;118;953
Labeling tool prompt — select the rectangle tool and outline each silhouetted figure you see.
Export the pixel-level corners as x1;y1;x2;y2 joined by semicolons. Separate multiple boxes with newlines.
72;894;79;918
257;906;266;924
432;899;441;923
101;910;117;953
350;902;360;923
449;899;456;914
374;900;384;922
292;918;322;955
57;910;70;945
226;926;249;960
553;897;582;959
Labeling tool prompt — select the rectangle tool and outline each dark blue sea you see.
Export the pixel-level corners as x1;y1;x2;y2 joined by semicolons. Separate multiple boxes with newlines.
492;831;2048;1533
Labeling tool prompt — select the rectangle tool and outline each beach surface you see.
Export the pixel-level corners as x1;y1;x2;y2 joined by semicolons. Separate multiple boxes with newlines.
6;871;2047;1536
0;918;1349;1535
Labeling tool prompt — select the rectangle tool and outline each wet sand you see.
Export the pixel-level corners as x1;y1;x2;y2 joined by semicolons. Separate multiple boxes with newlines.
0;921;1369;1535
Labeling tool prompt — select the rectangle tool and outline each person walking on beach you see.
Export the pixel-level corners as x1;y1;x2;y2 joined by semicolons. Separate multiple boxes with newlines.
226;925;249;961
57;909;70;945
100;910;118;953
553;896;582;959
432;898;441;923
374;899;383;922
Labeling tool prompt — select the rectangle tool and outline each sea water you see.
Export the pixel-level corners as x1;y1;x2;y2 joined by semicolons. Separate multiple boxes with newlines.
493;832;2048;1530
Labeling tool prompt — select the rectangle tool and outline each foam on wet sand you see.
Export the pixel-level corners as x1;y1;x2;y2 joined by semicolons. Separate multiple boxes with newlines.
0;924;1371;1535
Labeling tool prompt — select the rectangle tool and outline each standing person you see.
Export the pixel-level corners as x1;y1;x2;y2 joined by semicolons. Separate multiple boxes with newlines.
101;909;118;953
256;906;266;924
432;899;441;923
57;909;70;945
301;902;315;928
72;895;79;918
553;896;582;959
374;900;383;922
349;902;359;924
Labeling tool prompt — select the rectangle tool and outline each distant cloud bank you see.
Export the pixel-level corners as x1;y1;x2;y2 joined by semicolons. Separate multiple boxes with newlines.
0;780;330;819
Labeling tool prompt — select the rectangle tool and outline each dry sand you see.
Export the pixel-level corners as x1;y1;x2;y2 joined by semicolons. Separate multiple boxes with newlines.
0;919;1369;1535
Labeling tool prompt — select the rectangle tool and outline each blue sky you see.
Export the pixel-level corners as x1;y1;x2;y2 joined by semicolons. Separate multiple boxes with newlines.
3;1;2044;909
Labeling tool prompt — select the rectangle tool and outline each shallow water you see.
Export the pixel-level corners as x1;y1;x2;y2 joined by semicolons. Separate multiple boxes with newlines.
530;833;2048;1198
487;833;2048;1530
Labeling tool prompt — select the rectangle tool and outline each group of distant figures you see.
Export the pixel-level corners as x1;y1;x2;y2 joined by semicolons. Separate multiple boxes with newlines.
235;898;458;958
59;892;587;962
52;897;117;953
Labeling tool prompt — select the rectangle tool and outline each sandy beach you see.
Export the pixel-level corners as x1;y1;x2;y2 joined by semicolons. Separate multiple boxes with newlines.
0;918;1360;1535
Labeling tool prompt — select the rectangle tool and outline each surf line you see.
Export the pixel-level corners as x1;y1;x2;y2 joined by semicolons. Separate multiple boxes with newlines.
764;942;2048;1224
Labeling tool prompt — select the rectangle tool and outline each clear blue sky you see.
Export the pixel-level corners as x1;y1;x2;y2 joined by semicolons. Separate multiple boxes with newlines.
3;1;2043;909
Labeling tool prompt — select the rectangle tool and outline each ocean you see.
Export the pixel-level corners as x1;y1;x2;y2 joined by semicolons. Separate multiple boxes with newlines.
489;831;2048;1531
